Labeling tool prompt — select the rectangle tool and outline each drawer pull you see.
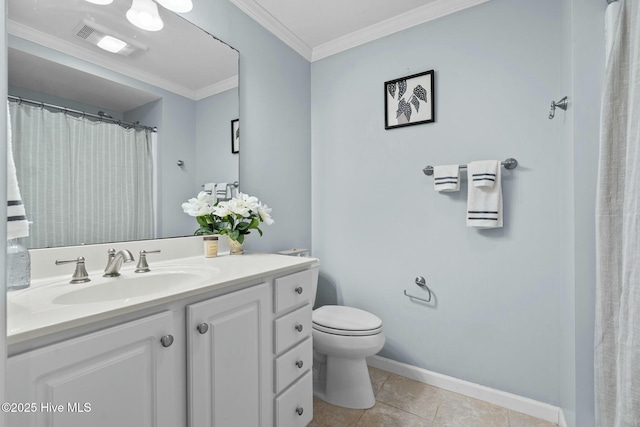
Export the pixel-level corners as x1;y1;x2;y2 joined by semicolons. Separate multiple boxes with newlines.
160;335;174;347
295;286;303;294
197;323;209;334
296;360;304;369
295;324;304;333
296;407;304;416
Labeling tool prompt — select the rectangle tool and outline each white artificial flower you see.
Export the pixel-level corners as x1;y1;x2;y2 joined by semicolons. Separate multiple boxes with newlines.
237;193;260;211
182;191;214;216
212;201;232;218
257;203;274;225
227;197;251;217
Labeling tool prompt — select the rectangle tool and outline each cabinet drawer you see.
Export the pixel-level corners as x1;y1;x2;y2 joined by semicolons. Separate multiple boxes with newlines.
275;304;312;354
275;336;312;394
275;371;313;427
274;269;314;314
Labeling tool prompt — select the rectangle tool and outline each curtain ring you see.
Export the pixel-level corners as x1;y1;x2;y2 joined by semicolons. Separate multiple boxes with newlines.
39;101;44;110
17;97;22;105
63;108;68;115
81;112;86;119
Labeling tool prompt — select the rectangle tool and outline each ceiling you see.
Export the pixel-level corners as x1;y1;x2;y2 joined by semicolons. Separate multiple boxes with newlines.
8;0;239;101
228;0;490;61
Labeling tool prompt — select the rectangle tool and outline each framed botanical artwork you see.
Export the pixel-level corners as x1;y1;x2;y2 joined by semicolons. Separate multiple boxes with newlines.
384;70;435;130
231;119;239;154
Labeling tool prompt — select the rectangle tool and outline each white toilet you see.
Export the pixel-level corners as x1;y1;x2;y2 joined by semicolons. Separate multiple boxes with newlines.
310;270;385;409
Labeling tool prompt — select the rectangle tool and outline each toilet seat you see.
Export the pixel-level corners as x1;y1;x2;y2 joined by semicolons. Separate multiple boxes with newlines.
313;305;383;337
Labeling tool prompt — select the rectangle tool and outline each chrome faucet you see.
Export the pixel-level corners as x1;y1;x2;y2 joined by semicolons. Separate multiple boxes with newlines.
103;249;135;277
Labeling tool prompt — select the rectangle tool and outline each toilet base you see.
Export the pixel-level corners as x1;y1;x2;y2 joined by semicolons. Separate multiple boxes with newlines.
314;354;375;409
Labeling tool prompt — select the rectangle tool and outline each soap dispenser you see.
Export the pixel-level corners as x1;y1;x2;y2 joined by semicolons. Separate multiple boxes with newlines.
7;238;30;291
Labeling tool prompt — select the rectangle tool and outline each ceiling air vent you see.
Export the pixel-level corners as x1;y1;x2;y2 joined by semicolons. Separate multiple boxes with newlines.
73;20;147;57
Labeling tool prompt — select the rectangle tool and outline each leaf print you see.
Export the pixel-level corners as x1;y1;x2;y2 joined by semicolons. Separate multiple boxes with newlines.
387;83;397;98
413;85;427;102
398;80;407;98
396;98;412;122
410;95;420;113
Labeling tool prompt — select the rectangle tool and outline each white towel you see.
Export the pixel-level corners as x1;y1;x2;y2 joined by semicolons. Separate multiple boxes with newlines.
6;102;29;239
433;165;460;192
469;160;498;188
203;182;215;195
215;182;230;201
467;160;502;228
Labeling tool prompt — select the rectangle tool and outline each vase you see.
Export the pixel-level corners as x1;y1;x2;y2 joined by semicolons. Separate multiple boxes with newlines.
228;236;244;255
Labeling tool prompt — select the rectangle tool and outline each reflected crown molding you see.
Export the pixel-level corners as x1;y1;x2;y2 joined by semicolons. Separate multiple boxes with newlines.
8;19;237;100
229;0;489;63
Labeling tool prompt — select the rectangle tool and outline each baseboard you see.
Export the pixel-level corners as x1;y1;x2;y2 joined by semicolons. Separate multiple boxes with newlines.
367;355;561;425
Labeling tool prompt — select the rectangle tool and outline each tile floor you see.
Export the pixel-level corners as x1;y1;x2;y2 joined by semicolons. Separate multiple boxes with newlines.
309;367;558;427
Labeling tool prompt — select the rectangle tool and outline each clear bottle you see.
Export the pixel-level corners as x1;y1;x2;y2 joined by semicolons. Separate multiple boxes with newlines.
7;238;31;291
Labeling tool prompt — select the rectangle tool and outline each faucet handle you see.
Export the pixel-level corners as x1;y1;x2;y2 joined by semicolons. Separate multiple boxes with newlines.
55;257;90;284
135;250;161;273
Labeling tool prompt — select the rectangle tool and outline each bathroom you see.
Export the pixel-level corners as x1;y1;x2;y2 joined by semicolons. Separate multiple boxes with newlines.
0;0;628;426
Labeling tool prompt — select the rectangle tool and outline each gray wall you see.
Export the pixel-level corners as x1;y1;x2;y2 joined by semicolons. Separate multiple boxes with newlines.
1;0;8;411
312;0;569;406
195;88;240;187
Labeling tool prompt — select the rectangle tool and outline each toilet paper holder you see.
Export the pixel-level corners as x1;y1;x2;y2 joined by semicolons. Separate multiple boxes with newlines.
404;276;432;303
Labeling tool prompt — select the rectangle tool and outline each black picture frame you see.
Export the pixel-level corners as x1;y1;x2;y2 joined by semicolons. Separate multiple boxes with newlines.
231;119;239;154
384;70;435;130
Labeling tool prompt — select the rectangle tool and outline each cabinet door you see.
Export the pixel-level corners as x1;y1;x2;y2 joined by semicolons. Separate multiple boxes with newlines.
6;311;180;427
188;283;271;427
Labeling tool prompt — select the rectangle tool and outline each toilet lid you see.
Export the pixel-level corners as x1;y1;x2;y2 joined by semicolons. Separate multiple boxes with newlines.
313;305;383;336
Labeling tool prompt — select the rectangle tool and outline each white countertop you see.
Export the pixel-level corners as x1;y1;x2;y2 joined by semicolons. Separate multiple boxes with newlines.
7;253;318;345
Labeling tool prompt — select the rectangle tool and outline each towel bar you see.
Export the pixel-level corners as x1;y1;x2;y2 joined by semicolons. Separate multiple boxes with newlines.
423;158;518;176
404;276;432;303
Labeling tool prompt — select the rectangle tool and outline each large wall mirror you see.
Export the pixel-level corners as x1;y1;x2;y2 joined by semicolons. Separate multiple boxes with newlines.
7;0;239;249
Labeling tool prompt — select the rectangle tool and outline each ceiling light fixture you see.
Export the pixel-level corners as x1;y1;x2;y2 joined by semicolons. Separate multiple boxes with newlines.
155;0;193;13
96;35;128;53
85;0;114;4
126;0;164;32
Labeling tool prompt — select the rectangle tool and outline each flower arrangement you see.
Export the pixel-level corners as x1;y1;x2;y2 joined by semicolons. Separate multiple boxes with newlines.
181;192;274;244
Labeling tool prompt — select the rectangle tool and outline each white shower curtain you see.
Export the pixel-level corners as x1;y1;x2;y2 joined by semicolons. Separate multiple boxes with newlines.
8;102;154;248
595;1;640;426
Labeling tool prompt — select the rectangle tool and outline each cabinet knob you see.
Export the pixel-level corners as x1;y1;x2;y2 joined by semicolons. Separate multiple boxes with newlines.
295;324;303;333
295;360;304;369
160;335;174;347
295;286;303;294
197;323;209;334
296;407;304;416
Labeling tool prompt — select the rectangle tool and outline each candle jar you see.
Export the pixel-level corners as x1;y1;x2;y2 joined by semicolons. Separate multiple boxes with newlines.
203;235;219;258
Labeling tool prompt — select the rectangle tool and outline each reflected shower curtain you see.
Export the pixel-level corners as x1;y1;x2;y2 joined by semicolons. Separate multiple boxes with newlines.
8;102;154;248
595;1;640;426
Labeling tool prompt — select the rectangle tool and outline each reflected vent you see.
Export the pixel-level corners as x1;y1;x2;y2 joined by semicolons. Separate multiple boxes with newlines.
76;25;95;40
73;20;147;57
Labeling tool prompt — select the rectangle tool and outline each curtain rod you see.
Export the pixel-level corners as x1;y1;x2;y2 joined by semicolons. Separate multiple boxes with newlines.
7;95;158;133
607;0;618;4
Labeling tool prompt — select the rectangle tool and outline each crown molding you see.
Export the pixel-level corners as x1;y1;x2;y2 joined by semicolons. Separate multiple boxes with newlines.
8;20;199;100
311;0;490;61
228;0;313;61
195;75;238;100
227;0;489;63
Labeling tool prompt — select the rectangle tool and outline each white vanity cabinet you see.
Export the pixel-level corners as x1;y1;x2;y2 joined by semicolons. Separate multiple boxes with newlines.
272;269;315;427
187;282;272;427
5;311;181;427
6;256;319;427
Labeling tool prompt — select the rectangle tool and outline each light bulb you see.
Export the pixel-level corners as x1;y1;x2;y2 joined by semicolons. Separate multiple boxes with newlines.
126;0;164;32
97;36;127;53
85;0;114;4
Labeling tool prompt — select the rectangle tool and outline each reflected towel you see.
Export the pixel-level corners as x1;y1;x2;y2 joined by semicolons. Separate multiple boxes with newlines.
6;102;29;239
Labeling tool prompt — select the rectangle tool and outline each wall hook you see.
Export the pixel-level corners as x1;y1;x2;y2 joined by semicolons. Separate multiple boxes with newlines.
177;160;185;168
549;96;568;119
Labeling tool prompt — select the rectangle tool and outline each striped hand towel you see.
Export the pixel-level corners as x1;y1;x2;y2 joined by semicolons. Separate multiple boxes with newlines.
433;165;460;192
469;160;498;188
467;160;502;228
6;102;29;239
215;182;230;201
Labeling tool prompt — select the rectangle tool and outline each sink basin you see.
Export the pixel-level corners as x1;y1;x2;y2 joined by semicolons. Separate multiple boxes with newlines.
52;267;219;305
